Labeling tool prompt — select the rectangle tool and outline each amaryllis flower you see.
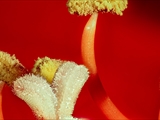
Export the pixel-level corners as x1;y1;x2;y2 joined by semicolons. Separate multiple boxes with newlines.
0;0;159;120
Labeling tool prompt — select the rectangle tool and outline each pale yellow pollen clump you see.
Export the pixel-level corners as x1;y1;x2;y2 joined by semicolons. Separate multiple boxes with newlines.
0;51;28;85
67;0;128;16
32;57;63;84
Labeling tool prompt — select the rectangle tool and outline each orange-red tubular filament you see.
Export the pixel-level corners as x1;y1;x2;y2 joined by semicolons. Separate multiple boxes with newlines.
0;81;4;120
81;12;98;76
81;13;128;119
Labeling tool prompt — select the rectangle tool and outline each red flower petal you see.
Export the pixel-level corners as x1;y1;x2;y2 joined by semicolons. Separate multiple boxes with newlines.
95;0;160;119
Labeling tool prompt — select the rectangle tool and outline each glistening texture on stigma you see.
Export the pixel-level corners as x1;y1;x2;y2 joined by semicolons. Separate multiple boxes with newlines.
67;0;128;16
81;12;98;75
13;58;89;120
13;74;57;120
52;62;89;119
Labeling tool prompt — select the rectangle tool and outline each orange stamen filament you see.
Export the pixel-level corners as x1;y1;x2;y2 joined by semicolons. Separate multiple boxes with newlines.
81;13;128;119
81;12;98;76
0;81;4;120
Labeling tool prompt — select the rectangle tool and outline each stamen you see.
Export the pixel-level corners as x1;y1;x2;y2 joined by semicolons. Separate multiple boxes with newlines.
81;6;128;120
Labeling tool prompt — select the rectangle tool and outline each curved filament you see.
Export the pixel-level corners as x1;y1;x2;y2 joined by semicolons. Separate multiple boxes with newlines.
81;12;98;76
81;13;128;119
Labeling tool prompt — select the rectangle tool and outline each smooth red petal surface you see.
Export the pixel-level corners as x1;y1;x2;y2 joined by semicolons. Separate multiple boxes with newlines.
95;0;160;119
0;1;92;66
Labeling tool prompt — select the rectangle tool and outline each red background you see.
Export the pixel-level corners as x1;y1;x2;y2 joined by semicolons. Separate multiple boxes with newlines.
0;0;160;119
